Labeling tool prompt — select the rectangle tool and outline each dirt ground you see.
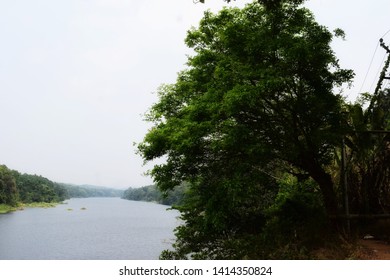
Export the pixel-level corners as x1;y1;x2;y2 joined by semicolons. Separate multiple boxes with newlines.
358;238;390;260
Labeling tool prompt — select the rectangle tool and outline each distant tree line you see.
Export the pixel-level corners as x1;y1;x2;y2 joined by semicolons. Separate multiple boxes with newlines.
122;184;188;206
61;184;124;198
0;164;124;208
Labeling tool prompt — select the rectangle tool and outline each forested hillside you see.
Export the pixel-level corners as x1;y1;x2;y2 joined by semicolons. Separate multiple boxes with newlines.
12;170;68;203
0;164;67;210
0;164;123;213
0;165;19;206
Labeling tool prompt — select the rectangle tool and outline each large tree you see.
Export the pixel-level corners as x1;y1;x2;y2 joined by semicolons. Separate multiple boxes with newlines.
139;0;353;258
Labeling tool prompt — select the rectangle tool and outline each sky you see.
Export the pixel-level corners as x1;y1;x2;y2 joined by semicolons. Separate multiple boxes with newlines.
0;0;389;189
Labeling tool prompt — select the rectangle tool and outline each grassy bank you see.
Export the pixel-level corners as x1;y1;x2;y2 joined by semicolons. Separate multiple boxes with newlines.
0;204;18;214
0;202;62;214
21;202;60;208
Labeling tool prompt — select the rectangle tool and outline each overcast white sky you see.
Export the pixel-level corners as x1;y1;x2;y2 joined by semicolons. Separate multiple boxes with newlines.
0;0;389;188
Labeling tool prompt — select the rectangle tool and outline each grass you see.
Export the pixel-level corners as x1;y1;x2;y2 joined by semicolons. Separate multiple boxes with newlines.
0;204;18;214
22;202;59;208
0;201;61;214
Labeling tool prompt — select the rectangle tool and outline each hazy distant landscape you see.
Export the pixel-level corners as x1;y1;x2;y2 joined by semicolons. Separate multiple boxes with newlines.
0;164;126;214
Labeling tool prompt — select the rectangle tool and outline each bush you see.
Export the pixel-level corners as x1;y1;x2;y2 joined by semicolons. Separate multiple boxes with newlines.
261;176;328;258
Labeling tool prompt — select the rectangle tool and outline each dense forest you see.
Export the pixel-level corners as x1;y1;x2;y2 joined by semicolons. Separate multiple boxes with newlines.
122;184;187;206
0;165;67;207
0;164;123;213
138;0;390;259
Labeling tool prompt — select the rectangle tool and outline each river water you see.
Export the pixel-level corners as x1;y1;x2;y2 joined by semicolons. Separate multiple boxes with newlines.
0;197;179;260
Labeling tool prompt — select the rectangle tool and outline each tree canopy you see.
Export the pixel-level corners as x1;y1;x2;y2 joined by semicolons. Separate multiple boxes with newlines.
0;165;67;207
139;1;354;258
12;171;67;203
0;165;19;206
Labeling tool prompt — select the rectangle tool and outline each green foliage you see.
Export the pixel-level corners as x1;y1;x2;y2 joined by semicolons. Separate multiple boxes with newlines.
140;0;353;215
161;178;276;259
0;165;70;208
140;1;353;259
0;165;19;206
122;184;188;206
341;89;390;216
12;171;67;203
123;185;160;202
0;164;124;210
0;203;18;214
22;202;59;208
261;176;327;258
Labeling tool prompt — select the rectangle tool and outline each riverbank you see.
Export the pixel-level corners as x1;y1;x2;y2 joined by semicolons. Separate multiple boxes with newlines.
0;204;17;214
0;202;62;214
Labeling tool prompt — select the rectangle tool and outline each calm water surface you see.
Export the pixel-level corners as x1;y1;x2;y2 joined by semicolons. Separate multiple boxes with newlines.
0;198;179;260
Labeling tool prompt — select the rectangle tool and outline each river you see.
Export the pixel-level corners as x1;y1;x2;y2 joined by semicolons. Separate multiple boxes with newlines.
0;197;179;260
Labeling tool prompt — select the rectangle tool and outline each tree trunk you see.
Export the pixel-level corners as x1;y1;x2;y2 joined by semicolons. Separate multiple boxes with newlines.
303;157;339;218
